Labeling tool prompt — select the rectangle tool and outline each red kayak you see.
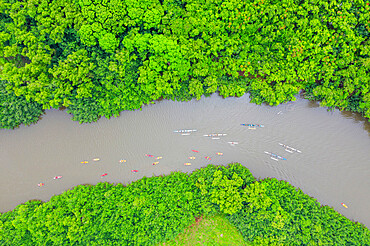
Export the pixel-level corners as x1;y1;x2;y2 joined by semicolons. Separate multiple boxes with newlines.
101;173;108;177
145;154;154;157
192;150;199;153
53;176;62;179
131;170;138;173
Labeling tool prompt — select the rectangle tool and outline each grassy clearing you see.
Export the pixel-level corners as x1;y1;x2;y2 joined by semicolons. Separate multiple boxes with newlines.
160;214;247;246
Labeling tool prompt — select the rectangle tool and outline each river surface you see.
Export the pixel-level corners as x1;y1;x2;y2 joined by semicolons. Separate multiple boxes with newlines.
0;94;369;228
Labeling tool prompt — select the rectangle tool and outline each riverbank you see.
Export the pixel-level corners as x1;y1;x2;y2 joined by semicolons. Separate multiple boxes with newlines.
1;94;369;228
1;163;369;245
1;0;370;129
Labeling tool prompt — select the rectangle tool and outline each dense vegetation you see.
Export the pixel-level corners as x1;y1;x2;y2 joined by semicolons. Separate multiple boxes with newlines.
1;163;369;245
1;0;369;128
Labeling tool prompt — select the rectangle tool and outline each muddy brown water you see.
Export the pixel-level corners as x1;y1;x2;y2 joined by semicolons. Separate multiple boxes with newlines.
0;94;369;228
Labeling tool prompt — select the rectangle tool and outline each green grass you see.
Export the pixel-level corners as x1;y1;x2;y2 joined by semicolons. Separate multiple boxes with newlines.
160;214;247;246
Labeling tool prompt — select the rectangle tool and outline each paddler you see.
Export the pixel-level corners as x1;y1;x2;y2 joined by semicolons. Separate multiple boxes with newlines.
37;183;45;187
341;203;348;208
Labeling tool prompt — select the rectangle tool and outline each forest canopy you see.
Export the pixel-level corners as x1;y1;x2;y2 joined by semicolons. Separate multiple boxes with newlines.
0;0;369;128
0;163;369;245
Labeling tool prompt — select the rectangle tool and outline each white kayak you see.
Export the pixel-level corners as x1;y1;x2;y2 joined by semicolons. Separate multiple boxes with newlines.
264;151;287;160
279;143;302;153
203;134;227;137
174;129;197;133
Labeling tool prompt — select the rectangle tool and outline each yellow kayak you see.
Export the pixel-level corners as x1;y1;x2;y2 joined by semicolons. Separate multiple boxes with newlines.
184;163;192;166
119;159;126;163
152;162;159;165
341;203;348;208
189;156;195;159
81;161;88;164
93;158;100;161
155;156;163;160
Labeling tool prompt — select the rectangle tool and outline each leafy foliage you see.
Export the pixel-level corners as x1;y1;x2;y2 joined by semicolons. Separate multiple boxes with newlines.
228;178;370;245
0;163;369;245
0;80;43;129
1;0;369;126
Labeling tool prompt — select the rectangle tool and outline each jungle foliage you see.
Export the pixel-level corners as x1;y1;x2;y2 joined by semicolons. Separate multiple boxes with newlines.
0;0;370;127
0;80;43;129
0;163;369;245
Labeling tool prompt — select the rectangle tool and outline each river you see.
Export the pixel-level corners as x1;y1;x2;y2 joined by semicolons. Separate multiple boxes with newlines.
0;94;369;228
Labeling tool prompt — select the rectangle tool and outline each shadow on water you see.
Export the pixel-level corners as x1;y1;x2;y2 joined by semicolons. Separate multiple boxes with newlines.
340;110;370;136
307;100;320;108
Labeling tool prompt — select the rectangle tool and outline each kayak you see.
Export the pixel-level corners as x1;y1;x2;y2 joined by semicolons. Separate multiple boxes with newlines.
341;203;348;208
37;183;45;187
81;161;88;164
145;154;154;157
152;162;159;165
119;159;126;163
203;134;227;137
184;163;192;166
131;170;138;172
279;143;302;153
54;176;62;179
227;142;239;145
174;129;197;133
101;173;108;177
155;156;163;160
189;156;195;159
205;156;212;160
192;150;199;153
241;124;264;127
93;158;100;161
181;133;191;136
264;151;287;160
284;148;294;153
216;152;223;156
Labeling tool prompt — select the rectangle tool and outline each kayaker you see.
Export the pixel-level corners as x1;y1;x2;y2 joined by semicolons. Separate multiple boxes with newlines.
37;183;45;187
